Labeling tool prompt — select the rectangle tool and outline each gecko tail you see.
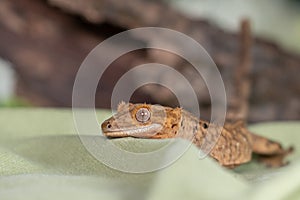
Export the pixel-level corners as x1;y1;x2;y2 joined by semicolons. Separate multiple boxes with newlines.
251;133;293;155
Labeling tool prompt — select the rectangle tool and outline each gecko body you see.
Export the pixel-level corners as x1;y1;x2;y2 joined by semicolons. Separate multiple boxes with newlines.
101;102;292;167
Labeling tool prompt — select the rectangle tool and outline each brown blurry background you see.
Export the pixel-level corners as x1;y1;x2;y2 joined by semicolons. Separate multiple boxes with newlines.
0;0;299;123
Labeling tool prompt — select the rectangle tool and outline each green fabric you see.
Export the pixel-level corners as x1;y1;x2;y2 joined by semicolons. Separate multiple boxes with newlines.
0;108;300;200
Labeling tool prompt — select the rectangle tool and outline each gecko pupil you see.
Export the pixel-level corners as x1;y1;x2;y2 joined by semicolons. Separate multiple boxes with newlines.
203;123;208;129
136;108;150;123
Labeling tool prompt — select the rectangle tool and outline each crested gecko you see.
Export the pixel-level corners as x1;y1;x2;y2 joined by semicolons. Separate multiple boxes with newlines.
101;102;293;168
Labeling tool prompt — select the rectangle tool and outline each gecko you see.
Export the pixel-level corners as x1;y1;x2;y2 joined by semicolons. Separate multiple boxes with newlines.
101;102;293;168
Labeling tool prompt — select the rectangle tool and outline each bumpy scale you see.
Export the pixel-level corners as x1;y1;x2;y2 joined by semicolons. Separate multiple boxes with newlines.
101;102;293;168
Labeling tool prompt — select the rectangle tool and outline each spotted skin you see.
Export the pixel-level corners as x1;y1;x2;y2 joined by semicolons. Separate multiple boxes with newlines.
101;102;293;167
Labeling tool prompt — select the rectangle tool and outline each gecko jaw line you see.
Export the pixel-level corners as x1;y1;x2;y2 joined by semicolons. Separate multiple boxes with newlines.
103;123;162;137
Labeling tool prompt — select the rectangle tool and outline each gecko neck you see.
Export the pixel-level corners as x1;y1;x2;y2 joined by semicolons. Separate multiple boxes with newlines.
177;110;221;152
177;110;202;141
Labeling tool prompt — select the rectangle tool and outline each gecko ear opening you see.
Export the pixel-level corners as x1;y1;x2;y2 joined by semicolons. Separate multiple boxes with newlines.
117;101;133;112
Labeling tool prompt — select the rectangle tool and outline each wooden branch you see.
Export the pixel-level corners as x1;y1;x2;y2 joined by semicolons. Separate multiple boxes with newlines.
227;19;253;122
0;0;299;122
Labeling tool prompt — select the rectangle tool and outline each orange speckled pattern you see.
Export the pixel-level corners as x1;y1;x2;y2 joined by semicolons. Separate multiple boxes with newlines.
102;102;293;168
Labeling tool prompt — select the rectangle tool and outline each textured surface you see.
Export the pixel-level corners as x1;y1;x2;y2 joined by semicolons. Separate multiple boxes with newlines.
0;108;300;200
0;0;299;122
102;103;292;167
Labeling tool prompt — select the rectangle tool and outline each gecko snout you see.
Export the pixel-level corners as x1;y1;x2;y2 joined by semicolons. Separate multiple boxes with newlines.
101;120;112;131
106;122;112;129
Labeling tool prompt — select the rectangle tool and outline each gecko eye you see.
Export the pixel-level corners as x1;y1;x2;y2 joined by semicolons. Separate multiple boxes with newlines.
135;108;151;123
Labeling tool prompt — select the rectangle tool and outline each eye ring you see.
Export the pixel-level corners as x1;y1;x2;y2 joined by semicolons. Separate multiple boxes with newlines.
135;108;151;123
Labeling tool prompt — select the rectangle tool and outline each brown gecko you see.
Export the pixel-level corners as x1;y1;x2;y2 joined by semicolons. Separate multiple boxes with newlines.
101;102;293;168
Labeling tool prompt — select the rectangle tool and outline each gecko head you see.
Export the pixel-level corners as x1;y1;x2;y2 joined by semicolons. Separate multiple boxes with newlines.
101;102;182;139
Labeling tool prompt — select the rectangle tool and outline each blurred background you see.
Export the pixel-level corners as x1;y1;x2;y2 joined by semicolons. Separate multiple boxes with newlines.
0;0;299;122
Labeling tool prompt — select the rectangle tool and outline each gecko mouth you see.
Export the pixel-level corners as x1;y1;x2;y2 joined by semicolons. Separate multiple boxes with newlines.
102;123;163;138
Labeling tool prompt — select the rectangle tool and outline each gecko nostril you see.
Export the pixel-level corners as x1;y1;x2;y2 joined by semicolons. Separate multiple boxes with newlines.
107;123;112;129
